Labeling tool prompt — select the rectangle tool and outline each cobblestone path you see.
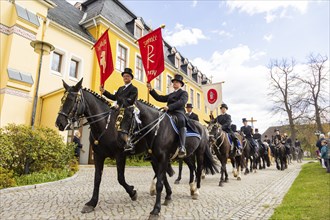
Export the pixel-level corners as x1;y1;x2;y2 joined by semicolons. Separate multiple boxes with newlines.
0;161;305;220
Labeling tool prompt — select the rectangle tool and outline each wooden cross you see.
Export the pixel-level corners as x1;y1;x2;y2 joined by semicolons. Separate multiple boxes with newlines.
247;117;257;128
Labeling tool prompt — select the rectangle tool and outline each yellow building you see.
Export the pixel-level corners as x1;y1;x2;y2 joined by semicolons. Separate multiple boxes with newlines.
0;0;212;164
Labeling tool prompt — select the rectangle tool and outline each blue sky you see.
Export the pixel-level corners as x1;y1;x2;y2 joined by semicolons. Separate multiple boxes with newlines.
68;0;330;133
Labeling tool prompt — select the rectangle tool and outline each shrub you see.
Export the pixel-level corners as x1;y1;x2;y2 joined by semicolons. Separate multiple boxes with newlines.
0;124;75;176
0;167;16;189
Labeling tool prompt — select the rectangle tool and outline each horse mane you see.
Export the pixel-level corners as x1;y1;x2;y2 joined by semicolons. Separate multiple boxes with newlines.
137;99;159;110
82;88;111;106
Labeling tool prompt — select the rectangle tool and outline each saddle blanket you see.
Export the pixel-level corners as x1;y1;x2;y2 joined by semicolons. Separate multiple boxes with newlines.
167;114;201;139
226;133;241;147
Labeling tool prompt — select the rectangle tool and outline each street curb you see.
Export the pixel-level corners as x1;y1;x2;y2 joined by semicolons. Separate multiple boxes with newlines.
0;172;79;194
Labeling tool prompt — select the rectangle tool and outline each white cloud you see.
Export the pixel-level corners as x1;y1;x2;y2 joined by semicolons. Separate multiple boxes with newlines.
263;34;273;42
191;0;198;7
191;45;275;132
226;1;308;23
218;30;233;38
222;21;227;26
164;23;207;47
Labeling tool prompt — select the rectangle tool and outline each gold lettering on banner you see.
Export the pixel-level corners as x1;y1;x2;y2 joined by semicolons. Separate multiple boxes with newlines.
143;35;157;47
142;34;158;76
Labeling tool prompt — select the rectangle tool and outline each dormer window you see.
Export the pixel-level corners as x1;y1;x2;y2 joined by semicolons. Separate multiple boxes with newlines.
187;66;192;77
135;25;143;38
134;18;144;39
175;55;181;69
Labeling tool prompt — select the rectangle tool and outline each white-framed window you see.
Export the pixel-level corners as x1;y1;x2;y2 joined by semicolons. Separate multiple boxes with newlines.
166;74;173;94
187;66;192;77
175;55;181;69
198;74;202;84
68;54;82;80
197;92;201;109
135;25;143;39
69;59;78;78
135;55;144;82
190;88;194;106
155;74;162;91
50;48;66;77
116;43;128;72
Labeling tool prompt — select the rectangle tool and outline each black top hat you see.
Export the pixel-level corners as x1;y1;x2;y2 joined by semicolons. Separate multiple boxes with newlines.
255;128;259;132
171;74;184;86
220;103;228;110
121;68;134;79
186;103;193;108
242;118;247;122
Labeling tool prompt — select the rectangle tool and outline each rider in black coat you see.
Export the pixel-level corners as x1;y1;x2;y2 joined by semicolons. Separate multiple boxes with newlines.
240;118;257;151
211;103;241;155
100;68;138;151
147;74;188;158
185;103;199;121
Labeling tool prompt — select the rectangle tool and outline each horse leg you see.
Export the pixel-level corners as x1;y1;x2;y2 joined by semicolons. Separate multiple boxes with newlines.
163;175;172;206
174;159;183;184
116;154;137;200
237;160;241;181
82;153;105;213
231;158;238;177
244;156;249;175
149;158;167;217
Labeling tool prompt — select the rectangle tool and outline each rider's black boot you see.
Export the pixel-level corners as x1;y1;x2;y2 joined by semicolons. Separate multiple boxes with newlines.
178;127;187;158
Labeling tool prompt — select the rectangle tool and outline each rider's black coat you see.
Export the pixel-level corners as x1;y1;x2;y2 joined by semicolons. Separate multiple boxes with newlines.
240;125;253;138
103;84;138;108
186;112;199;121
150;88;188;114
150;88;188;129
216;113;232;133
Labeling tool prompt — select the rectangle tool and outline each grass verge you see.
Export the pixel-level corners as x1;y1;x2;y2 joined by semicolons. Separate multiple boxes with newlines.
270;162;330;220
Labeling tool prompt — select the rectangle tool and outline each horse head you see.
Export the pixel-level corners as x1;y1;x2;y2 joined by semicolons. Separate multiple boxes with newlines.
56;78;85;131
205;119;222;144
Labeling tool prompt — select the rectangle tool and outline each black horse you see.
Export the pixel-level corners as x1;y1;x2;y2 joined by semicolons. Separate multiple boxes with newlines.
242;139;258;175
273;143;287;170
206;121;237;186
120;100;218;218
55;79;166;213
255;141;271;169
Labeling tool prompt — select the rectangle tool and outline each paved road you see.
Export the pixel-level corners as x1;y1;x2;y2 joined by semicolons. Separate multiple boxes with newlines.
0;161;305;220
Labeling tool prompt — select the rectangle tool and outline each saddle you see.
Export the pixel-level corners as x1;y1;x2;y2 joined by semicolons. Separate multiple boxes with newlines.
168;114;201;139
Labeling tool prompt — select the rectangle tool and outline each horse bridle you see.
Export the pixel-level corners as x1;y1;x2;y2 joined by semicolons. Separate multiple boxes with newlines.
208;122;225;148
58;89;85;129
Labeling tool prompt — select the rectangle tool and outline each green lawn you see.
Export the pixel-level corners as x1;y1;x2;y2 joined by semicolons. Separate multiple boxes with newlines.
270;162;330;220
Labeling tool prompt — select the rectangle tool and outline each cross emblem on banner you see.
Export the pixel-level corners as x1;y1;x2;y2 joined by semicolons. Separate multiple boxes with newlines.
247;117;257;128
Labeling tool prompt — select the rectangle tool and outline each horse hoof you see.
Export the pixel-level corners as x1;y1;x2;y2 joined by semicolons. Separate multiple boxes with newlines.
131;190;137;201
148;214;160;220
201;174;205;179
237;177;241;181
174;179;180;184
81;205;94;213
163;199;172;206
192;194;199;200
219;182;223;187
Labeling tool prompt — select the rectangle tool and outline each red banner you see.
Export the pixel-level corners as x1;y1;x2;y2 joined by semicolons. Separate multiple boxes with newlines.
137;28;165;83
94;30;114;86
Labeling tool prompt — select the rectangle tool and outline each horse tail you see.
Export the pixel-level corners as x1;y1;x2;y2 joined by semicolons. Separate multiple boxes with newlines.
203;143;219;175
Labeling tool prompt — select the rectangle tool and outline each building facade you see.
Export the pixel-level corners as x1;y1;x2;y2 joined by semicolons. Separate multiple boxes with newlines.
0;0;212;164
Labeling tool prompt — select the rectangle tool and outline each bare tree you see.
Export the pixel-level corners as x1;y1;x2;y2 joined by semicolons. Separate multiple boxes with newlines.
267;58;307;142
297;54;329;134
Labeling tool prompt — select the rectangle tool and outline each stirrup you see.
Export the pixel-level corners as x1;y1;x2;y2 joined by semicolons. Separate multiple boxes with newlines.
124;143;134;152
178;148;186;158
